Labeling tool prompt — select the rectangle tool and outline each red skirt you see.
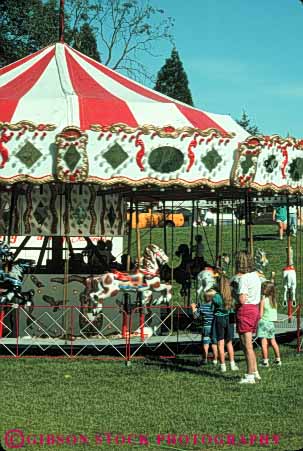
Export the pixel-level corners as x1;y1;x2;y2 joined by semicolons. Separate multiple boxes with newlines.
236;304;260;334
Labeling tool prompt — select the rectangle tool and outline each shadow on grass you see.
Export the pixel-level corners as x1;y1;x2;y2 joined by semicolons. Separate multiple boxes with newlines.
241;233;280;241
142;356;242;381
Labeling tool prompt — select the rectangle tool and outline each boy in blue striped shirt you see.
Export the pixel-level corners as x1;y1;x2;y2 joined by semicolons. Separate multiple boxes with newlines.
191;291;218;365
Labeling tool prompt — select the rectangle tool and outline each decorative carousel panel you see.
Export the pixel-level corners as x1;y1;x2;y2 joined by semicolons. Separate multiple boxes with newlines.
0;191;12;235
62;185;98;236
232;135;303;192
20;184;61;236
88;125;235;188
0;121;56;183
55;127;89;183
98;194;126;236
0;190;23;235
1;122;239;189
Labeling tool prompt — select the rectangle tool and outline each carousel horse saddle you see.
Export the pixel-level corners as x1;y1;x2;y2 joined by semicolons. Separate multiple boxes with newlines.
112;269;156;286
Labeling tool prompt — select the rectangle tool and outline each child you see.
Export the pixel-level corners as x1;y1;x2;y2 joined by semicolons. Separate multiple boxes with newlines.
191;293;218;366
193;235;204;259
257;281;281;367
211;276;239;372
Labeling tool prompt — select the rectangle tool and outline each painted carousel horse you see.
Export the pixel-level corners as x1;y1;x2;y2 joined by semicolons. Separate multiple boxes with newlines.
0;242;35;307
196;265;219;302
254;248;268;282
0;242;35;337
195;253;231;301
283;266;296;307
161;243;206;297
51;244;172;334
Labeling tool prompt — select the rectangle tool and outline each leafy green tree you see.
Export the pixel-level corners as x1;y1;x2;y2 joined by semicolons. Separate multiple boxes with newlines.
154;48;194;106
73;23;101;61
0;0;99;66
77;0;174;80
236;110;260;135
0;0;174;78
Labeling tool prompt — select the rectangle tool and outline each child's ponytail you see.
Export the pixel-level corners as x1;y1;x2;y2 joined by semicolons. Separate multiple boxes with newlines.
219;274;233;310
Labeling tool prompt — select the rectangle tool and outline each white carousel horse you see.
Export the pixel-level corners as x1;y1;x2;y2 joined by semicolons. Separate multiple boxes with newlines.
283;265;296;307
90;244;172;307
51;244;172;314
196;254;231;301
196;266;218;302
196;249;268;303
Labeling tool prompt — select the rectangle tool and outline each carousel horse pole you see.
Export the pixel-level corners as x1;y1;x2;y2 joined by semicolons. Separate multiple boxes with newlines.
123;198;134;338
186;200;195;306
248;191;254;257
215;197;220;266
135;200;145;342
283;199;296;322
244;191;249;253
127;198;133;272
0;310;4;337
163;200;167;256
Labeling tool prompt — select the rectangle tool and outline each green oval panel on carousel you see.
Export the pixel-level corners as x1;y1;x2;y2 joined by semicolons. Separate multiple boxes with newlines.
148;146;184;173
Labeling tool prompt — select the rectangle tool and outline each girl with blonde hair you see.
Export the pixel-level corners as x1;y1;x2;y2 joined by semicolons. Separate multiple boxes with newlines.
257;281;281;367
210;274;239;372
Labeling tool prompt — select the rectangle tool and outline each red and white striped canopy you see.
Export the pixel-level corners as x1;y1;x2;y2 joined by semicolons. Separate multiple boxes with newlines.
0;43;246;135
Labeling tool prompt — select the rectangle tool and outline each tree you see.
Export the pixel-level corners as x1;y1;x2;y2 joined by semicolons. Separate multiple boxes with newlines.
0;0;62;66
0;0;100;66
236;111;260;135
0;0;174;79
77;0;174;80
154;48;194;106
73;23;101;61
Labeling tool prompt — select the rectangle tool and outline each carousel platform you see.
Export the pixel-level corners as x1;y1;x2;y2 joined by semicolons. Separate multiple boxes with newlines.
0;313;301;358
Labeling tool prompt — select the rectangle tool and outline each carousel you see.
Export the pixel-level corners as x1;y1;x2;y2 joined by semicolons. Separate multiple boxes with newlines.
0;32;302;359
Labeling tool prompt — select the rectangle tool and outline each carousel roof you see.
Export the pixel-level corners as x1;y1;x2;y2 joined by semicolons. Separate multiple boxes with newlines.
1;43;302;194
0;43;246;134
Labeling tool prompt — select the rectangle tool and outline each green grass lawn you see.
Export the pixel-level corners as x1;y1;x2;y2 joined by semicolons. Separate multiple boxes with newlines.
0;346;302;451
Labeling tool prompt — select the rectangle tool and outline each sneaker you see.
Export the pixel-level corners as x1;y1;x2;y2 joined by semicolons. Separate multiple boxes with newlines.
239;375;255;384
273;360;282;366
220;363;227;372
212;359;218;366
253;371;261;381
230;363;239;371
259;361;269;368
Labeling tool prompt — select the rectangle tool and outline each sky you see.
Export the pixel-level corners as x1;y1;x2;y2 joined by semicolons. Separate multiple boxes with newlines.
141;0;303;137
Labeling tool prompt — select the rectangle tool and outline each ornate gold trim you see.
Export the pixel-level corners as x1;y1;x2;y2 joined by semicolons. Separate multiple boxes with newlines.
85;176;231;189
249;181;303;194
0;121;56;131
0;175;55;184
90;123;235;139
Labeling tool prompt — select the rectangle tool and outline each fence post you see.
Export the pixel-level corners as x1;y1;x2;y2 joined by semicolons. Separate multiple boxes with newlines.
297;304;301;353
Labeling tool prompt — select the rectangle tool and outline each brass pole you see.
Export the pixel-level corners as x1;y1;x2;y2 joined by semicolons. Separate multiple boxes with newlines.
127;199;133;272
135;201;141;268
63;237;69;341
248;192;254;257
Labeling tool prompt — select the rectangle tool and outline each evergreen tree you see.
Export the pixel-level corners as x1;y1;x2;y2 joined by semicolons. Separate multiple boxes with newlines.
236;110;260;135
154;48;194;106
73;23;101;62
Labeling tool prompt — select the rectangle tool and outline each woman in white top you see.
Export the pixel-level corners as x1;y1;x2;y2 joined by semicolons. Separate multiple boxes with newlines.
234;251;261;384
